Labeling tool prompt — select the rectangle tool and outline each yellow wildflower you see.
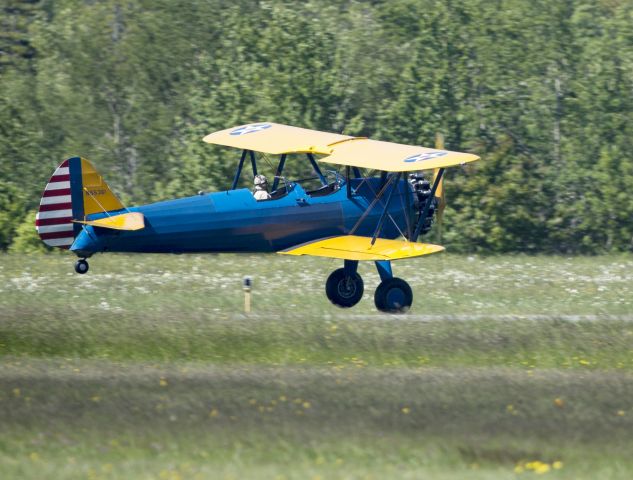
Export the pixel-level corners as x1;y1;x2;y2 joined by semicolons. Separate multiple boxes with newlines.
401;407;410;414
535;463;550;474
553;461;563;470
159;378;168;387
302;401;311;409
209;408;219;418
554;398;564;408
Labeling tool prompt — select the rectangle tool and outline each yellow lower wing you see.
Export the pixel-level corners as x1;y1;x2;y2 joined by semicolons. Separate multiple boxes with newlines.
73;212;145;231
278;235;444;261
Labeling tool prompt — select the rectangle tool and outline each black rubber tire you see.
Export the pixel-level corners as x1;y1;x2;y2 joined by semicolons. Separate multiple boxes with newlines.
325;268;364;308
74;259;89;274
374;277;412;313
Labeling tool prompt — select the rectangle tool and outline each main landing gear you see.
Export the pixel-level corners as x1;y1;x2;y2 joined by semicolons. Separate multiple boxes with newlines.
325;260;413;313
326;263;364;308
74;258;89;274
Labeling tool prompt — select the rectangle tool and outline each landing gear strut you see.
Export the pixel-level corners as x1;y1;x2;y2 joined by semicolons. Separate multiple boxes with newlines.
74;259;89;274
326;260;364;308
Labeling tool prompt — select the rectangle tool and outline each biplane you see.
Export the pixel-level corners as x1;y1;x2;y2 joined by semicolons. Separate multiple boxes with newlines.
36;123;479;312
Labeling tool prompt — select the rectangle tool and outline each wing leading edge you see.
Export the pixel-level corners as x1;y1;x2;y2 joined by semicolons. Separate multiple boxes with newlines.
278;235;444;261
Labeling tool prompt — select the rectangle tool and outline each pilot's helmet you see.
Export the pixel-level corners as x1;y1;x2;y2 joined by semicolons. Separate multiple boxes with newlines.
254;174;268;187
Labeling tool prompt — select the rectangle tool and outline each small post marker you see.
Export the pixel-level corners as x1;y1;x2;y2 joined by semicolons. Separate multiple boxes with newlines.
243;276;252;313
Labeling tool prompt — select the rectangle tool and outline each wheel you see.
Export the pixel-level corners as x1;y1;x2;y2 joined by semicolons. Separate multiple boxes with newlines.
325;268;364;308
374;277;412;313
74;259;89;274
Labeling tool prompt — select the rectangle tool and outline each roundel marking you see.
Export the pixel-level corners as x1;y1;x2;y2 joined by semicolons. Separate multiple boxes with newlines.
230;123;273;136
403;151;448;163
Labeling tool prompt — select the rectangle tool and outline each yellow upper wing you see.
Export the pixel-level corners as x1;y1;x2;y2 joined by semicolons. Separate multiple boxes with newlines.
203;122;480;171
202;122;352;155
320;138;480;171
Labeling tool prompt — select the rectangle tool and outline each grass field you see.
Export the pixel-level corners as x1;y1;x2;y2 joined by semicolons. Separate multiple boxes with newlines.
1;252;633;479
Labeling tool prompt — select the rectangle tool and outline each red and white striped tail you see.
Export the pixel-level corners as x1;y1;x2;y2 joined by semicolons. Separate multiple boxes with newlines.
36;159;75;249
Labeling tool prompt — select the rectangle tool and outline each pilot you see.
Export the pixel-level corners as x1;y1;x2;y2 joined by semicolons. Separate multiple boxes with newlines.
253;174;271;201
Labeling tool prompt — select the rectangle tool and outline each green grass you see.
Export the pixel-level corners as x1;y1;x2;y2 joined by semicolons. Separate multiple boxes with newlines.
1;253;633;478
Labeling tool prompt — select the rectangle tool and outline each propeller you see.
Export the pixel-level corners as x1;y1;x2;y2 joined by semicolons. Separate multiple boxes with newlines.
434;133;446;240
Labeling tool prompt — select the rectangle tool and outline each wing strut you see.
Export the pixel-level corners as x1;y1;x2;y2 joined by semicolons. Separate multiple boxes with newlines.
412;167;445;241
307;153;327;186
349;175;395;236
249;150;258;176
371;172;402;245
271;154;287;191
231;150;248;190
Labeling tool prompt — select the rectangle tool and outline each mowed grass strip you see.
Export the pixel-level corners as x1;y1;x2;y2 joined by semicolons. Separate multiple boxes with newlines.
2;358;633;479
2;311;633;369
2;253;633;478
1;253;633;367
3;358;633;441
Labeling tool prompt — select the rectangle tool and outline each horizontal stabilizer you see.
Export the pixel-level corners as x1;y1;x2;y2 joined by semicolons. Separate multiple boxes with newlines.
279;235;444;261
73;212;144;231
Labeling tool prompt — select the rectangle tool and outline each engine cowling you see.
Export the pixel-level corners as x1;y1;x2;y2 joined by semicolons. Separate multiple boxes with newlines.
408;173;437;237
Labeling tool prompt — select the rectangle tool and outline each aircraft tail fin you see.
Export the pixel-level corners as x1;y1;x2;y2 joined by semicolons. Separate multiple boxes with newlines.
36;157;124;249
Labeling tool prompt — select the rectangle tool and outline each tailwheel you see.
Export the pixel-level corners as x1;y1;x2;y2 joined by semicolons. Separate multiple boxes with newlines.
74;259;89;275
325;268;364;308
374;277;412;313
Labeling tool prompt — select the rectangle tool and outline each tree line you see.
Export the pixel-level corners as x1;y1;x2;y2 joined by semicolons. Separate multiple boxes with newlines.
1;0;631;253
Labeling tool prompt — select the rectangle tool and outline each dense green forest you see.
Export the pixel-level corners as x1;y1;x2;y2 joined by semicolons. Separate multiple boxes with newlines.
1;0;631;253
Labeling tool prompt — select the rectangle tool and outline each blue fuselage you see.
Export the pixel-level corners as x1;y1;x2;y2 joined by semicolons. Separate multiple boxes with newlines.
70;178;415;256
